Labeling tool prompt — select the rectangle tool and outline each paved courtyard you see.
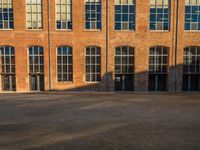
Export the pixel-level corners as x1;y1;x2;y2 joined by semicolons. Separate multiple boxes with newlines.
0;93;200;150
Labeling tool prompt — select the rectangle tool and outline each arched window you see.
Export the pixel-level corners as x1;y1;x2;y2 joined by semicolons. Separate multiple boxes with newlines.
85;0;101;30
28;46;44;91
115;0;135;30
115;46;134;91
57;46;73;82
56;0;72;30
149;46;168;91
183;46;200;91
0;46;16;91
0;0;14;29
85;46;101;82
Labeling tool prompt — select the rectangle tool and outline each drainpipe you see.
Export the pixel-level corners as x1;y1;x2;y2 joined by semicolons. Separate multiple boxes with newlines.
47;0;51;91
174;0;179;92
106;0;109;91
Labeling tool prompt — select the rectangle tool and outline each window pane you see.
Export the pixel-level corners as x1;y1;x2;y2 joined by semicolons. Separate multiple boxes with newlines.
0;0;14;29
85;46;101;82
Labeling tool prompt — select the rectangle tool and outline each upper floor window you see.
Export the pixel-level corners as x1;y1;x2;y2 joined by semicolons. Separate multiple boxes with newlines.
26;0;43;29
0;0;14;29
85;46;101;82
115;0;135;30
185;0;200;31
150;0;170;31
57;46;73;82
56;0;72;30
85;0;101;30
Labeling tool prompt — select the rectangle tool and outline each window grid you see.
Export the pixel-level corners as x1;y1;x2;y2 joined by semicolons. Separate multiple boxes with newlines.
0;46;15;74
57;46;73;82
0;0;14;29
115;0;135;30
149;46;168;74
185;0;200;31
115;46;134;74
150;0;170;30
85;0;101;30
183;46;200;91
56;0;72;30
26;0;43;29
85;46;101;82
0;46;16;91
183;46;200;74
28;46;44;74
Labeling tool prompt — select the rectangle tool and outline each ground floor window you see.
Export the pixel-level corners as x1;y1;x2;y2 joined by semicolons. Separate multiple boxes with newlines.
57;46;73;82
28;46;44;91
85;46;101;82
149;46;168;91
0;46;16;91
183;46;200;91
115;46;134;91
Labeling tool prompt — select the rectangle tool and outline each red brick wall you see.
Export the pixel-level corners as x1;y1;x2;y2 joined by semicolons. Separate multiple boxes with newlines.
0;0;200;92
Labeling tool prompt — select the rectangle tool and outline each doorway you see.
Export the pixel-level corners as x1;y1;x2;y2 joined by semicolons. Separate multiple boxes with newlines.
115;74;134;91
29;74;44;91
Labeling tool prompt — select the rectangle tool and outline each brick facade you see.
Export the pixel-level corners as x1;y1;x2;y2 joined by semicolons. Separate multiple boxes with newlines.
0;0;200;92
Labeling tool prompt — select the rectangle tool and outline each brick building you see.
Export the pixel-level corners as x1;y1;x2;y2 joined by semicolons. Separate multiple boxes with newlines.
0;0;200;93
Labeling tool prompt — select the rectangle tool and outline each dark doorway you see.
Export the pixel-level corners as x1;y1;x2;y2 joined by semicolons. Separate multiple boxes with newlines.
2;75;16;91
183;75;200;91
115;74;134;91
30;74;44;91
149;74;167;91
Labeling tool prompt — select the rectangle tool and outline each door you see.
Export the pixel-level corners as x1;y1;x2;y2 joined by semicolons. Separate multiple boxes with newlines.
115;74;134;91
149;74;167;91
2;75;10;91
2;75;15;91
30;74;44;91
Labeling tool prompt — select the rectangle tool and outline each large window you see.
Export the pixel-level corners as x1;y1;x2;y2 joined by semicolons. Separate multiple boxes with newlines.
150;0;170;30
149;46;168;91
185;0;200;31
0;46;16;91
0;0;14;29
26;0;43;29
115;46;134;74
85;46;101;82
183;46;200;91
56;0;72;30
28;46;44;91
115;0;135;30
115;46;134;91
57;46;73;82
85;0;101;30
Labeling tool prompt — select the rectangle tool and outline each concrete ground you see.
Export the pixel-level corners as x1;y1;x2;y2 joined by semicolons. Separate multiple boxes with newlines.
0;93;200;150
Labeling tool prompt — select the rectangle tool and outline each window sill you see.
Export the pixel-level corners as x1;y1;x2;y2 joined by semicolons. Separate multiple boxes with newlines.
85;81;101;84
26;29;44;31
149;30;170;33
57;81;73;84
56;29;72;32
85;29;101;32
0;29;14;31
184;30;200;33
114;30;135;32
